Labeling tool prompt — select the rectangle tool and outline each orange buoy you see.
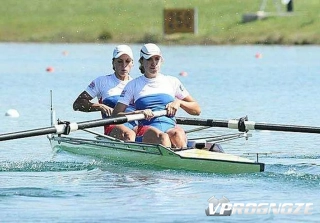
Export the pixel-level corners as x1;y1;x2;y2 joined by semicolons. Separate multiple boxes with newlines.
255;53;262;59
179;71;188;77
46;66;54;72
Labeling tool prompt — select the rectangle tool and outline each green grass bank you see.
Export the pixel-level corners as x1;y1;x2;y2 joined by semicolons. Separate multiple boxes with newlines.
1;0;319;45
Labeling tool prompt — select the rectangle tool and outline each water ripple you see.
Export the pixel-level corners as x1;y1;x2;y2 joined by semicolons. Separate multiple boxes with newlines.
0;187;72;198
0;161;97;172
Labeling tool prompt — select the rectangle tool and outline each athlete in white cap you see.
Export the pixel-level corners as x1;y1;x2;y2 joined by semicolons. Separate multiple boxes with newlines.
73;45;136;141
112;43;201;149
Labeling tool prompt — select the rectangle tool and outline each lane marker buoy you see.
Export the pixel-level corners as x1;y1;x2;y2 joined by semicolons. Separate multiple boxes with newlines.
255;53;262;59
179;71;188;77
46;66;55;72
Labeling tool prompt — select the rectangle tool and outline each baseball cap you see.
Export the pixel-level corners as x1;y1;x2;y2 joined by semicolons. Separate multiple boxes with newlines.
113;45;133;59
140;43;162;59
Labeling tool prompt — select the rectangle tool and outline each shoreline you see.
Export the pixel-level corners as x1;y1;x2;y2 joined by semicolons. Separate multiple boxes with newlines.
1;1;319;45
1;38;319;46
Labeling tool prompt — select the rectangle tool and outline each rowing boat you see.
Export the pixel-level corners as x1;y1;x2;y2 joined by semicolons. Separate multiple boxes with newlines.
45;108;264;174
48;131;264;174
2;109;320;174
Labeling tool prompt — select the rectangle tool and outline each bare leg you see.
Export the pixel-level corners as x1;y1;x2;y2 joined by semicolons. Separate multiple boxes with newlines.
167;126;187;148
142;126;171;147
109;125;136;141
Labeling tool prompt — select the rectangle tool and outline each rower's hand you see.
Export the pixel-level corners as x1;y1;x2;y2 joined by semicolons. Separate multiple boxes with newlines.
166;99;180;117
142;109;154;120
97;104;113;116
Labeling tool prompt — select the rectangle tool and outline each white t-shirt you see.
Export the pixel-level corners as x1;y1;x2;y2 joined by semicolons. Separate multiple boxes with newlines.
118;73;189;131
86;73;132;108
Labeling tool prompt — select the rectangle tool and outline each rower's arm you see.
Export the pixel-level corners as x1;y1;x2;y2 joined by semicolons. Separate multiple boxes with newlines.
180;95;201;116
73;91;108;113
112;102;150;117
112;102;129;116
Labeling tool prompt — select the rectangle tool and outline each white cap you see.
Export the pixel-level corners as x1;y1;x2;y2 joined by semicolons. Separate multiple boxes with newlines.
140;43;162;59
113;45;133;59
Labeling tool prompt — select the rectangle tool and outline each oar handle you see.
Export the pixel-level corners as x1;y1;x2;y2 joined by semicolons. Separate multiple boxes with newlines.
75;110;167;130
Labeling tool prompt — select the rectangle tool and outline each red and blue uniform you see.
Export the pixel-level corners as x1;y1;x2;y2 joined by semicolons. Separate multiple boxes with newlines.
85;73;136;134
118;73;189;141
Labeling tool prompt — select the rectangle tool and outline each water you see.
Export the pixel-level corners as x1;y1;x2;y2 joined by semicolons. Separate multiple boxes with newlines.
0;43;319;222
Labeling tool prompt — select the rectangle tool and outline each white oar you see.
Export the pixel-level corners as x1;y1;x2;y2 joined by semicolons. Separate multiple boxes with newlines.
176;117;320;134
0;110;167;141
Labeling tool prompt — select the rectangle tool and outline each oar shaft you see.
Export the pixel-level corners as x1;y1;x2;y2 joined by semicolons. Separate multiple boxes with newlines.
253;123;320;134
227;120;320;134
176;117;320;134
76;116;128;130
0;110;167;141
0;127;57;141
176;118;229;128
0;117;127;142
75;111;165;129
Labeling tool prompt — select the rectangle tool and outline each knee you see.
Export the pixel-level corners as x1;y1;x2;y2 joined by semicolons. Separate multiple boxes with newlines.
125;130;136;141
171;129;186;139
159;132;170;141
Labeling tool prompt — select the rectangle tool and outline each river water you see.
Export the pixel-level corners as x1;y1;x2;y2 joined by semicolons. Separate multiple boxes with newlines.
0;43;319;222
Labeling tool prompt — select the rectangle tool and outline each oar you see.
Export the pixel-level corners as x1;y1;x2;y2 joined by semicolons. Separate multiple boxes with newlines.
176;117;320;134
0;110;167;141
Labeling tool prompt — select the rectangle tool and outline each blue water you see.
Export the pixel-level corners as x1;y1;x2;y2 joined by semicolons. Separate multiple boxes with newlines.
0;43;319;222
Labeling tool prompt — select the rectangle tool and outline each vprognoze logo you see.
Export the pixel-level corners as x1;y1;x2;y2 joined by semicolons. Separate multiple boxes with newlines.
205;196;232;216
205;196;313;216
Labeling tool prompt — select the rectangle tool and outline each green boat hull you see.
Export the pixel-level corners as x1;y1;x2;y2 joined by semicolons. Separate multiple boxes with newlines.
49;135;264;174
